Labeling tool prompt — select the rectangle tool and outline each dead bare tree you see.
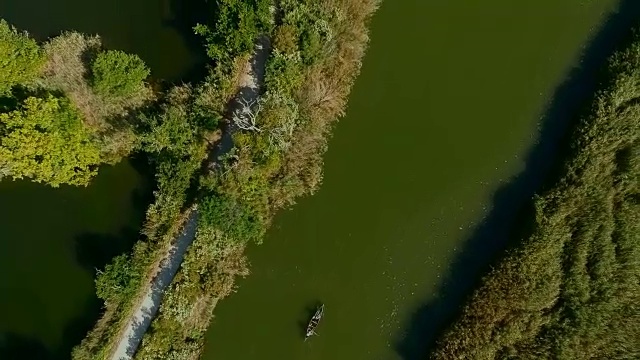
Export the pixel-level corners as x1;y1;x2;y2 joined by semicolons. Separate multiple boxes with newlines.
232;97;263;132
267;94;299;151
268;114;297;150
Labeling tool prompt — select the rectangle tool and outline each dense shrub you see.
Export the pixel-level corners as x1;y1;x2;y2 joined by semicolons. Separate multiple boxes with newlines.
273;24;299;54
199;192;265;243
91;50;150;97
194;0;272;67
96;254;138;303
73;0;379;357
0;95;101;186
0;20;44;94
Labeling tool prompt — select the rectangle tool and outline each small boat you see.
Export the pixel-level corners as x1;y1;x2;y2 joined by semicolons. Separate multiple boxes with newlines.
305;304;324;339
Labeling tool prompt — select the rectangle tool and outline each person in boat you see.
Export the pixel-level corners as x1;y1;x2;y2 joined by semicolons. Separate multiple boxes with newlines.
305;304;324;339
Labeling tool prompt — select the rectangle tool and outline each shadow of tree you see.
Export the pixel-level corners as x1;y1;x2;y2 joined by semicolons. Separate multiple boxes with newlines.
393;1;640;359
162;0;210;83
0;333;51;360
0;296;101;360
74;155;154;276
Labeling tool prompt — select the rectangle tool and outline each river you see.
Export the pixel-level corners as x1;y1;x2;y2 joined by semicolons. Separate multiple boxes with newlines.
0;0;204;358
201;1;629;359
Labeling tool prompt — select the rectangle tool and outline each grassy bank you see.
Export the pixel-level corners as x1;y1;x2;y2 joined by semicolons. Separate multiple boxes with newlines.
431;33;640;360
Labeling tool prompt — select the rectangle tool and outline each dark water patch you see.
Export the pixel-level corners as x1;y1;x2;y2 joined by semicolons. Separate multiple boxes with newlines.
0;295;103;360
0;160;152;360
393;1;640;358
161;0;211;82
0;0;208;81
74;156;154;276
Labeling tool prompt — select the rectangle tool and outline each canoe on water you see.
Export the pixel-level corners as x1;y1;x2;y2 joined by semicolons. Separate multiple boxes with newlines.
305;304;324;339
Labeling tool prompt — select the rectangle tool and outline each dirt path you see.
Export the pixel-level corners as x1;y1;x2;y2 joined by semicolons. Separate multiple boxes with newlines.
111;211;199;360
108;36;270;360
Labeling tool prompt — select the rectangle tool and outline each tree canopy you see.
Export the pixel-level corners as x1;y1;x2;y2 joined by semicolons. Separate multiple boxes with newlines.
91;50;150;97
0;20;44;94
0;95;101;186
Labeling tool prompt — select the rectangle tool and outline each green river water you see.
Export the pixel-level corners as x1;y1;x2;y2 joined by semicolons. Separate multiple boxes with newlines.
1;0;639;359
201;1;631;359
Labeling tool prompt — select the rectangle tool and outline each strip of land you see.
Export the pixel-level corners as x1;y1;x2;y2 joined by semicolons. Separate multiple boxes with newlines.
109;35;271;360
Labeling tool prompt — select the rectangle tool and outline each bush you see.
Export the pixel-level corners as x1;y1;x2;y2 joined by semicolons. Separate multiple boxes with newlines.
91;50;150;97
0;20;44;94
199;192;265;243
273;24;298;54
0;95;101;186
96;254;137;303
194;0;272;67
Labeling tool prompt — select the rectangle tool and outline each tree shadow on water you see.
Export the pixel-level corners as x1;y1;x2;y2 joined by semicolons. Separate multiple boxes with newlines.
74;156;154;276
0;333;52;360
0;296;101;360
162;0;211;83
0;161;154;360
393;1;640;359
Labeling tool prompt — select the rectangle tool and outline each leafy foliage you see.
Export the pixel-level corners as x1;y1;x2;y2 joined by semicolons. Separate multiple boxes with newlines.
0;95;101;186
194;0;272;67
91;50;150;97
96;254;139;302
199;191;265;244
431;36;640;360
0;20;44;94
72;91;207;360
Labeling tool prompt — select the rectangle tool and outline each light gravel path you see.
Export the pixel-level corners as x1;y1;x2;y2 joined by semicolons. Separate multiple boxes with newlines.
108;35;271;360
110;211;199;360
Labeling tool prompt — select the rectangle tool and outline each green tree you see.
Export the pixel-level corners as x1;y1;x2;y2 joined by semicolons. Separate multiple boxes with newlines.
0;96;101;186
95;254;137;302
194;0;272;66
0;20;44;94
199;192;265;243
91;50;150;97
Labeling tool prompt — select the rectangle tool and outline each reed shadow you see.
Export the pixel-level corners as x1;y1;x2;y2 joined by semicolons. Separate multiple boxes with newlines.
393;1;640;359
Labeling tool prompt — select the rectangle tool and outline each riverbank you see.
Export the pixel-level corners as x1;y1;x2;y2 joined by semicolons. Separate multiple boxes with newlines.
430;26;640;360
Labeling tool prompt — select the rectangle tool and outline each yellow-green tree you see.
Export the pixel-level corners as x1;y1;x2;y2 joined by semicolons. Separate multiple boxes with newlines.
0;20;44;94
0;96;101;186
